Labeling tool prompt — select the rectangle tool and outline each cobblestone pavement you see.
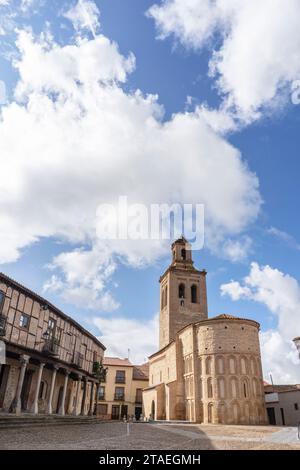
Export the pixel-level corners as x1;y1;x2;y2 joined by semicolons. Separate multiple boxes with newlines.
0;422;300;450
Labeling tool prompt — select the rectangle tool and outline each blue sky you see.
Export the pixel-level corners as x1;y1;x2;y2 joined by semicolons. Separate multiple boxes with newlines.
1;0;300;381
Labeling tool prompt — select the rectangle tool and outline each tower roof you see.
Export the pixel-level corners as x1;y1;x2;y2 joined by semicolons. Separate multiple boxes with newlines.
171;235;188;247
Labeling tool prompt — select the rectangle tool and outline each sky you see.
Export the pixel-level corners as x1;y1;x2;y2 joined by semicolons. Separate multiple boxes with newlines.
0;0;300;382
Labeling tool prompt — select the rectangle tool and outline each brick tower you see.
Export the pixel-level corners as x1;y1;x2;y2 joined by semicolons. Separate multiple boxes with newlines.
159;236;208;349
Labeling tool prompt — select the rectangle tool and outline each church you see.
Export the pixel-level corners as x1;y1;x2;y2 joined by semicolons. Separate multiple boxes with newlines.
143;237;267;425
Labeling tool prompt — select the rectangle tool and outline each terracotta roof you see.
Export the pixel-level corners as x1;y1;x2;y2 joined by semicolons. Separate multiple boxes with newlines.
0;272;105;351
103;357;132;367
133;363;149;380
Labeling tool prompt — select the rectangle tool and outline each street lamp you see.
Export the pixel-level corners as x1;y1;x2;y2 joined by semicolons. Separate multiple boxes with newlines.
293;337;300;359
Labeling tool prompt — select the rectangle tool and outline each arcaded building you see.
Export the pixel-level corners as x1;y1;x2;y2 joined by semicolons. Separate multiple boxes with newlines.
143;237;267;425
0;272;105;416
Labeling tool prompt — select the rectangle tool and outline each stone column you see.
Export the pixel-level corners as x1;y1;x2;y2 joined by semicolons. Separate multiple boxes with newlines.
88;381;95;416
58;369;70;416
10;354;30;415
46;364;59;415
80;377;88;416
31;362;45;415
94;382;100;416
73;374;82;416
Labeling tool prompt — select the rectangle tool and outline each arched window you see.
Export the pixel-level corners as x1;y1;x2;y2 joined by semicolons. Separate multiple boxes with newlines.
208;403;213;423
164;286;168;308
207;378;213;398
178;283;185;299
243;380;249;398
191;285;197;303
181;248;186;260
205;357;212;375
161;288;164;309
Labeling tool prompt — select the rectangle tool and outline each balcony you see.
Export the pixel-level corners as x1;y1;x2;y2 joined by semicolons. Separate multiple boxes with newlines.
42;337;60;356
114;394;125;401
0;314;7;337
72;352;84;369
98;395;105;401
115;377;126;384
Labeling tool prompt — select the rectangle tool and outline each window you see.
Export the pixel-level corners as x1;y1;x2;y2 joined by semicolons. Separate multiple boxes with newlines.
191;285;197;303
48;318;56;331
114;387;125;400
205;357;212;375
181;248;186;260
295;403;299;411
178;284;185;299
0;292;5;312
20;313;30;329
98;386;105;400
243;381;249;398
115;370;126;384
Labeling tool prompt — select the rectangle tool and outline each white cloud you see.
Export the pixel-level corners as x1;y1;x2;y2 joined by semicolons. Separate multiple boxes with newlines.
0;80;6;104
221;262;300;383
267;226;300;251
222;236;252;262
93;313;159;364
148;0;300;125
43;246;119;312
64;0;100;37
0;13;261;308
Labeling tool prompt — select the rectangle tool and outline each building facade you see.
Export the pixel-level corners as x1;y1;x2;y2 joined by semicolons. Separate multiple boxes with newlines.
265;383;300;426
96;357;148;420
143;237;267;425
0;272;105;416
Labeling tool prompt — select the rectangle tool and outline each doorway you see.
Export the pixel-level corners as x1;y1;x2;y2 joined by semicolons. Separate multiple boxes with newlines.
111;405;120;420
135;406;142;421
151;400;155;420
0;365;10;408
267;407;276;425
56;386;64;414
21;370;33;411
121;405;128;420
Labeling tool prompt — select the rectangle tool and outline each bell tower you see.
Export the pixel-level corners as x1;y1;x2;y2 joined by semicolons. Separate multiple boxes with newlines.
159;236;208;349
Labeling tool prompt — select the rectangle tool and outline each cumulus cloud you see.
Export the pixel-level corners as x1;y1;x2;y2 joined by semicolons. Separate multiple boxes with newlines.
93;314;159;364
221;262;300;383
63;0;100;37
0;3;261;310
148;0;300;125
0;80;6;104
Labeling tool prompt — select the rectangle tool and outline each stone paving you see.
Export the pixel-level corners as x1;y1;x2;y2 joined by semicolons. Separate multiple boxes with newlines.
0;421;300;450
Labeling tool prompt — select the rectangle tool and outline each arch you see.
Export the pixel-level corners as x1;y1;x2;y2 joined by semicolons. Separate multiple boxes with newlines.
181;248;186;260
164;286;168;308
241;356;248;374
217;377;225;399
207;403;213;424
250;357;257;375
229;356;237;374
207;378;213;398
232;401;240;423
151;400;156;420
178;283;185;299
191;285;197;303
217;356;224;374
230;377;239;398
205;356;212;375
252;377;259;397
39;380;47;400
242;378;249;398
161;288;164;310
218;402;227;424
